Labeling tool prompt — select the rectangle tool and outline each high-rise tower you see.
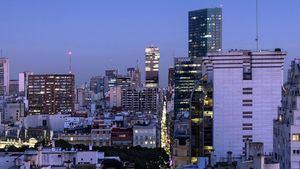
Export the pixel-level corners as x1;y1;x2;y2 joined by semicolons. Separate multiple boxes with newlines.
145;47;160;88
204;49;286;161
0;58;9;97
188;8;222;58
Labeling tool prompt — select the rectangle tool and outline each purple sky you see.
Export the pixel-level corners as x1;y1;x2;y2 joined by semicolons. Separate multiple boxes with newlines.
0;0;299;87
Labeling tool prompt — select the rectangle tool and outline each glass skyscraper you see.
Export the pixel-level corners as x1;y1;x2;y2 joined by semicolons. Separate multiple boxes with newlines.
188;8;222;58
174;57;201;113
172;8;222;167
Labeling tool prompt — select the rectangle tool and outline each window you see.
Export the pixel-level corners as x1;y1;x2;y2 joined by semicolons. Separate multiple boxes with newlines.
243;112;253;118
242;135;253;142
243;115;252;118
243;52;252;80
243;88;253;94
243;100;252;106
243;123;253;130
292;134;300;141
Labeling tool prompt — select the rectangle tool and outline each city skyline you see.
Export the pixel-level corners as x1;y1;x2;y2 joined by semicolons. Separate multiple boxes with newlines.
0;0;299;86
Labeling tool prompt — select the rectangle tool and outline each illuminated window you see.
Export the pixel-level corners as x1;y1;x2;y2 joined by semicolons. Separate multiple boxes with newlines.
292;134;300;141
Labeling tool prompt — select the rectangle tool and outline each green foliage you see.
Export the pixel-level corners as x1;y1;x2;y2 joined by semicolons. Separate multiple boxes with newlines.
54;139;72;149
94;146;170;169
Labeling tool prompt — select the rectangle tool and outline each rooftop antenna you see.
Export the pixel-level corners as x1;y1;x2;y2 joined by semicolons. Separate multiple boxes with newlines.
68;50;72;74
0;49;2;57
255;0;259;51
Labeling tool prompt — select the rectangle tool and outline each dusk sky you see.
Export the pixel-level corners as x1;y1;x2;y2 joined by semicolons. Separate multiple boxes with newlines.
0;0;299;86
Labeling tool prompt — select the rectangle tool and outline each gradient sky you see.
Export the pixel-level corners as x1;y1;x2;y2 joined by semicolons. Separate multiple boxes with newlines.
0;0;299;87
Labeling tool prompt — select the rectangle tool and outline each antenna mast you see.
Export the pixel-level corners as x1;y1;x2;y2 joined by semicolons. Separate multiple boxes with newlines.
255;0;259;50
68;51;72;74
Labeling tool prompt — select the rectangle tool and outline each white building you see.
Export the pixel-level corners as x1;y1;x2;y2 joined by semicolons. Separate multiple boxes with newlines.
23;114;71;132
133;123;157;148
274;59;300;169
18;71;33;97
109;86;122;108
15;146;121;169
0;58;9;96
204;49;286;161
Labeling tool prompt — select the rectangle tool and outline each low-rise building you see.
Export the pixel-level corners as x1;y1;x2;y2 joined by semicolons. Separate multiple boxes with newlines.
91;119;112;146
14;146;121;169
133;123;157;148
111;127;133;146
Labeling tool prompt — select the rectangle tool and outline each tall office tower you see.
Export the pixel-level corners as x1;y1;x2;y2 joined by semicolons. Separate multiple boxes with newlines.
168;67;175;88
104;69;118;92
274;59;300;169
0;58;9;97
145;47;160;88
204;49;286;161
27;74;75;115
127;67;141;88
173;57;213;165
90;76;104;94
19;71;33;97
174;57;201;113
188;8;222;58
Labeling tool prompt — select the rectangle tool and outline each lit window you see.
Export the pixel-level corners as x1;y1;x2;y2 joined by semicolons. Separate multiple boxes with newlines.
292;134;300;141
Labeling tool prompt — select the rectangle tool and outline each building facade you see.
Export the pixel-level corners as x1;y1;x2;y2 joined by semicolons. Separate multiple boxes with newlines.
145;47;160;88
168;67;175;88
27;74;75;115
133;124;157;148
273;59;300;169
174;57;202;113
127;67;141;88
204;49;286;161
121;87;159;113
188;8;222;58
104;69;118;92
90;76;104;94
19;71;33;97
0;58;9;97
